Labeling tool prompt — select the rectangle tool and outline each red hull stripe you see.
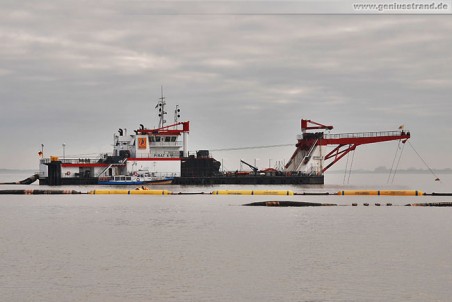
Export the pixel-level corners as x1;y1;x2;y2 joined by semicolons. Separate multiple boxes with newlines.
128;158;182;161
62;163;109;167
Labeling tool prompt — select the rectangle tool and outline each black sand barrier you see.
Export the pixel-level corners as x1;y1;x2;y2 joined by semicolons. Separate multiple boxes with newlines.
0;189;82;195
243;201;337;207
425;193;452;196
405;202;452;207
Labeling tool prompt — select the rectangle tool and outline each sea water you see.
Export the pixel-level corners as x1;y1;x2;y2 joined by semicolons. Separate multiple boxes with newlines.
0;173;451;301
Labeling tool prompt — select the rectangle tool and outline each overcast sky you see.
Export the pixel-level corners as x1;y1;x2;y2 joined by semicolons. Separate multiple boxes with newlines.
1;1;451;172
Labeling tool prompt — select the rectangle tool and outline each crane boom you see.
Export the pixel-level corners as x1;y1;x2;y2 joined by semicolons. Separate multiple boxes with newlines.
285;119;410;174
240;160;258;175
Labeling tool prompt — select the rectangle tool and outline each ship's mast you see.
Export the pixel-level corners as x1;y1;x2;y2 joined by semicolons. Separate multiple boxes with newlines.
174;105;180;123
156;86;167;128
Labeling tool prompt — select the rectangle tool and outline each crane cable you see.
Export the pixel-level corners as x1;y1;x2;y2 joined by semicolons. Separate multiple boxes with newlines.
207;144;293;152
347;149;355;184
387;140;401;184
342;145;355;185
407;141;441;182
387;140;405;184
390;140;406;184
343;148;350;185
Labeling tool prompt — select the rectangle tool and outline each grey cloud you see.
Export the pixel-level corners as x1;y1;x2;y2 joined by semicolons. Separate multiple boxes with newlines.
0;2;451;170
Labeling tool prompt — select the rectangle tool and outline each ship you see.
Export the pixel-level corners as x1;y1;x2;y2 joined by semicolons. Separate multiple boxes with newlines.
38;93;411;186
39;91;189;185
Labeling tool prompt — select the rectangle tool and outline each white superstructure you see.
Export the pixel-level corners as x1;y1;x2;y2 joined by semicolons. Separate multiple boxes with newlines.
38;92;190;185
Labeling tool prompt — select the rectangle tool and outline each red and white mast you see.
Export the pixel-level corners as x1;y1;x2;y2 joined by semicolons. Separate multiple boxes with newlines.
157;86;167;128
153;88;188;157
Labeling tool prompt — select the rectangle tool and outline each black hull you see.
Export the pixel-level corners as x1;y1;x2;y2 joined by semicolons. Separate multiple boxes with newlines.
177;153;324;185
172;175;324;185
39;175;324;186
39;177;99;186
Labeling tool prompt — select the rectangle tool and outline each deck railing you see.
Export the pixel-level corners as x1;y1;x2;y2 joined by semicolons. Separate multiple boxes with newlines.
40;157;103;165
324;130;409;140
132;152;181;159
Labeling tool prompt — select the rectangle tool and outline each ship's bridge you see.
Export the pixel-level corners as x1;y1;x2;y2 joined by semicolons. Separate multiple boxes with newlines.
113;121;190;161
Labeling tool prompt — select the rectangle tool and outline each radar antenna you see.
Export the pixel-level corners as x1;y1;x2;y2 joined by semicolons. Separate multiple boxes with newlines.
174;105;181;123
156;86;167;128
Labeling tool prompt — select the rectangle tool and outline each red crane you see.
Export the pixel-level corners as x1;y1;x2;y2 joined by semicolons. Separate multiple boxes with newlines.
286;119;410;173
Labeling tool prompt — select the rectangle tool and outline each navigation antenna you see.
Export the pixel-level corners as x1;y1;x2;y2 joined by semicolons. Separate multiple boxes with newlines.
174;105;181;123
156;86;167;128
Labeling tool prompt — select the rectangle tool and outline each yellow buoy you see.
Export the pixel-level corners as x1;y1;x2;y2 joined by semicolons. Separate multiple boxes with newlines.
252;190;294;196
211;190;253;195
379;190;423;196
337;190;379;196
337;190;423;196
89;189;172;195
89;189;130;195
211;190;294;196
130;190;172;195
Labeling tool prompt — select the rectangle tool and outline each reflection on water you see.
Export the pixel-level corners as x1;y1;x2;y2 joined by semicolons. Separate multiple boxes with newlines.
0;173;452;301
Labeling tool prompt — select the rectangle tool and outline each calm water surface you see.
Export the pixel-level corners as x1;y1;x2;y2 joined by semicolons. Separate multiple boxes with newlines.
0;173;451;301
